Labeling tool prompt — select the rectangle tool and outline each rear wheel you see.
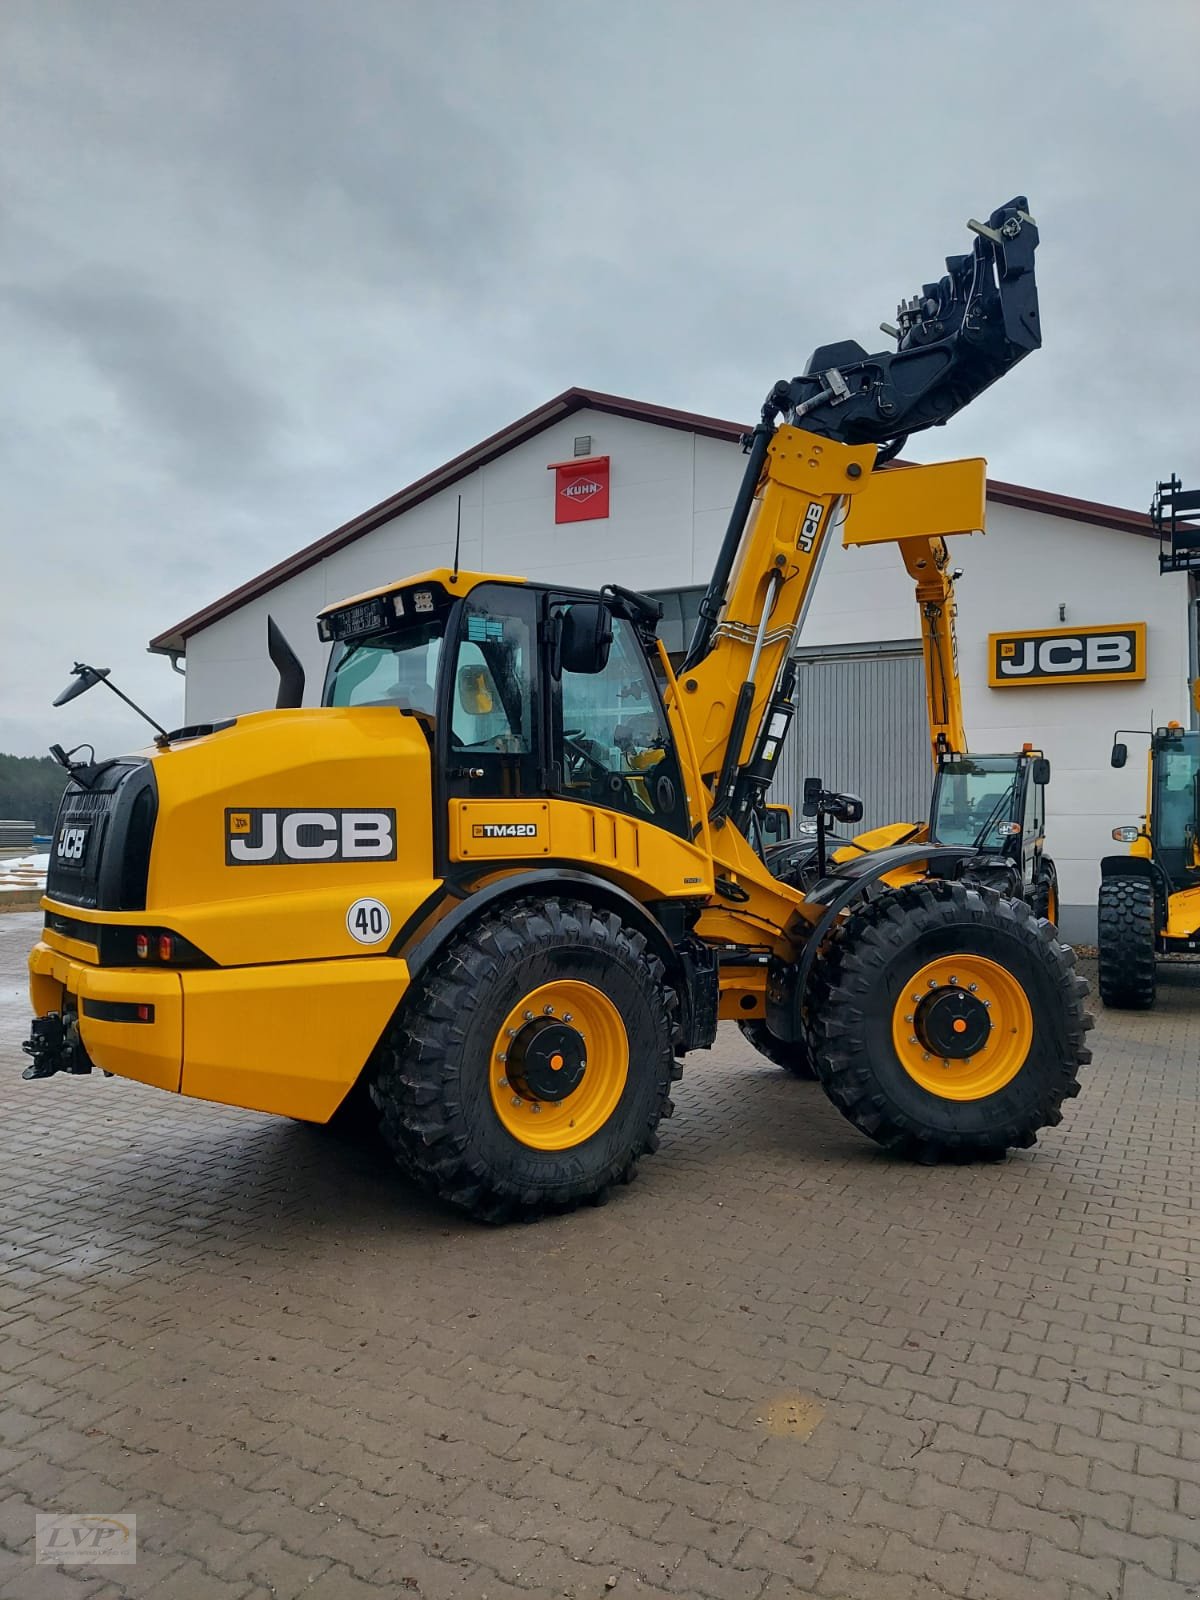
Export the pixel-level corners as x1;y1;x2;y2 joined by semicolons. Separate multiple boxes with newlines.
370;898;679;1222
1097;876;1157;1009
737;1019;816;1079
809;881;1092;1161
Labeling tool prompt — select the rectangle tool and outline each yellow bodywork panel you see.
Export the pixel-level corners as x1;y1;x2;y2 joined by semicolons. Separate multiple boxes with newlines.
448;797;714;899
719;965;767;1021
30;942;183;1092
1165;888;1200;940
842;459;986;547
65;708;444;968
181;957;409;1120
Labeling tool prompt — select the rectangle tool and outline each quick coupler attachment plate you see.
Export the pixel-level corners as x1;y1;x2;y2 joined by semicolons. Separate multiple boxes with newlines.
21;1013;91;1080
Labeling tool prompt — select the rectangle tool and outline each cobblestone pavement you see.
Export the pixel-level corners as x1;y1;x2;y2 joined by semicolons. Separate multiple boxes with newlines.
1;909;1198;1600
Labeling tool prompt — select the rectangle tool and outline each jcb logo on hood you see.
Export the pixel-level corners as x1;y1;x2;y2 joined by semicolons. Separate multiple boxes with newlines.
225;808;397;865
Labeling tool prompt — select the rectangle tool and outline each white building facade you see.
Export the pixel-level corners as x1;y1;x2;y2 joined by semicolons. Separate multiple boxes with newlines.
151;390;1189;942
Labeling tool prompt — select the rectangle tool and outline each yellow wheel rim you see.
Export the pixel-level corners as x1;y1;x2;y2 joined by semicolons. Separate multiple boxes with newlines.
891;954;1033;1101
489;980;629;1150
1048;882;1059;925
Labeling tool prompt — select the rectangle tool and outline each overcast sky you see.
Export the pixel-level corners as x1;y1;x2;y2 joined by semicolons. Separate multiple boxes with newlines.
2;0;1197;757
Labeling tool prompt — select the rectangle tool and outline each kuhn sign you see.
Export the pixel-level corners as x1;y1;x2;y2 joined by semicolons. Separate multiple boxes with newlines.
550;455;611;524
988;623;1146;688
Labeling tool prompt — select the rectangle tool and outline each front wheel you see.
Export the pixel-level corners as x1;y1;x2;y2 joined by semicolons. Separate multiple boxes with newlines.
809;881;1092;1161
370;898;679;1222
1097;875;1157;1009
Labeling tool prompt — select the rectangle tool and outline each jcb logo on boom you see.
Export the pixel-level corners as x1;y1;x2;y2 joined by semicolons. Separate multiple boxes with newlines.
797;500;825;554
988;623;1146;688
225;808;397;865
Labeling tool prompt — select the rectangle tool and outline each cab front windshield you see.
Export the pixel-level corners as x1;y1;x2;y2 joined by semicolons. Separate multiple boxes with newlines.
931;756;1019;848
324;619;445;714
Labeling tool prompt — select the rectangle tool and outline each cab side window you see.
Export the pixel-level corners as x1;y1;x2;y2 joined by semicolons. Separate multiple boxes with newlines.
451;611;532;755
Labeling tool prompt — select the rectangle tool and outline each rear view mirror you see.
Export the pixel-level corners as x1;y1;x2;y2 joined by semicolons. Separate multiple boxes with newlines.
54;664;111;707
1110;742;1128;769
558;603;613;676
761;803;793;843
1032;757;1050;786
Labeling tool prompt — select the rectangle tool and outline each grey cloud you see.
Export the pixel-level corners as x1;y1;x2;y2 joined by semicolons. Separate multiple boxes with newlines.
5;273;288;482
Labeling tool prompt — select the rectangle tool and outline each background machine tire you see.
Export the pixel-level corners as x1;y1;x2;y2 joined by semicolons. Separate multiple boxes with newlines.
1031;858;1060;924
1097;875;1158;1010
808;881;1092;1162
737;1019;817;1079
370;897;679;1223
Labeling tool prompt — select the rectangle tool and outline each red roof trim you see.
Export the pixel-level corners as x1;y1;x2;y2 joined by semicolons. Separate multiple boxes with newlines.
148;387;1152;654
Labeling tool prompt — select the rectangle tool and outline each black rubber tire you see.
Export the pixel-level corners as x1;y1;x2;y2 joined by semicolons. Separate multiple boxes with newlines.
1097;875;1157;1009
960;862;1020;897
737;1019;817;1079
369;897;679;1223
1031;858;1059;925
808;880;1092;1162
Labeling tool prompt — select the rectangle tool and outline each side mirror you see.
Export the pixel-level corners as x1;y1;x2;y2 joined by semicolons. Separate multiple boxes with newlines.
1110;742;1128;769
1032;757;1051;786
558;602;613;676
761;803;793;843
53;663;111;708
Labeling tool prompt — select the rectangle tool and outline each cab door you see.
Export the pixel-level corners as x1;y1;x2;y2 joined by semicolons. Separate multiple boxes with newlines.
547;600;691;841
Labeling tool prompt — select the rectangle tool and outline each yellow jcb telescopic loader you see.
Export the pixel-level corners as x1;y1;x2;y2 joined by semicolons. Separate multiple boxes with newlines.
1099;476;1200;1008
25;198;1092;1222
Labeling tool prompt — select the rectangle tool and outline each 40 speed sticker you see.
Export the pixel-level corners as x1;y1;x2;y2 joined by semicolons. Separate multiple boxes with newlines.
346;897;392;945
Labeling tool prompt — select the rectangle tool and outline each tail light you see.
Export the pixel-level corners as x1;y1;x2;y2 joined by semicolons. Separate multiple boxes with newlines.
135;934;149;960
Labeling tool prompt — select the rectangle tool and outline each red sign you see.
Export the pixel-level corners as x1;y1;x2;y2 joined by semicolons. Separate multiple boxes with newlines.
549;455;610;524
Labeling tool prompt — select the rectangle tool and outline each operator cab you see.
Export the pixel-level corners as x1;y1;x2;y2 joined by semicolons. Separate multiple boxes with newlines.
1111;724;1200;891
929;749;1050;892
318;571;691;845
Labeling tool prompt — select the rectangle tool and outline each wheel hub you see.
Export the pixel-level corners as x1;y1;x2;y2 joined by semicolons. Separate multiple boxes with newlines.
913;987;990;1059
507;1018;587;1103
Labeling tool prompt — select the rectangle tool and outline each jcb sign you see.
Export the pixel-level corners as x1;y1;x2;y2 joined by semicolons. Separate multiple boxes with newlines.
988;623;1146;688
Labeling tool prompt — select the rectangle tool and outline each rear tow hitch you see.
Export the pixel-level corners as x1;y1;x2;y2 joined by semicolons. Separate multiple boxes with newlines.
21;1013;92;1080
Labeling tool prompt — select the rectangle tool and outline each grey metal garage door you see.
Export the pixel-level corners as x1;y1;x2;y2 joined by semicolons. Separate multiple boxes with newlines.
771;641;931;834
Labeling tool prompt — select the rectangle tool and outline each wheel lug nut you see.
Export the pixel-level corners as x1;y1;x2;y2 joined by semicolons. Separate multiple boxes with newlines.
531;1103;542;1113
524;1010;534;1021
497;1053;507;1064
543;1005;555;1015
968;983;978;993
928;979;937;988
563;1013;573;1023
909;1036;917;1044
497;1077;508;1088
511;1096;522;1107
922;1052;931;1061
508;1028;517;1038
949;976;958;985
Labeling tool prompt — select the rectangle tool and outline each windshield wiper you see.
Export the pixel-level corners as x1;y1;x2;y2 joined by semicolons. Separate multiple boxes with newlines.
973;783;1017;850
